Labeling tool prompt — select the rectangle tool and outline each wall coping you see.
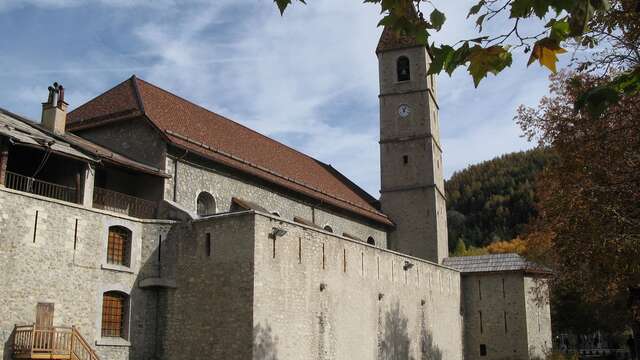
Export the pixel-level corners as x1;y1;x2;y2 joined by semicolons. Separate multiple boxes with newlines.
0;187;176;225
197;210;460;273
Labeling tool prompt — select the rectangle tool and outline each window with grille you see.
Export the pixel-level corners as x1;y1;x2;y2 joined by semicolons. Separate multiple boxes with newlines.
107;226;131;267
101;292;127;338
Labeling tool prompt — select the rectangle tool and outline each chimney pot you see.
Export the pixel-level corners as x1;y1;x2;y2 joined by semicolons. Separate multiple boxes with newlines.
41;82;68;135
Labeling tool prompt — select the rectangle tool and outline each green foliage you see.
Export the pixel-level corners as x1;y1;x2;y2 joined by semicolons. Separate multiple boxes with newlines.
445;148;553;251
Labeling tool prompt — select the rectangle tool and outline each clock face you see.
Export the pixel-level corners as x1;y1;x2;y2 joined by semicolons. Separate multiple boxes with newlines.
398;104;411;118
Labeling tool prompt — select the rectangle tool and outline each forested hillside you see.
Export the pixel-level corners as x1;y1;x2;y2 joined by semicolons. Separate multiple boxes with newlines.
445;148;553;251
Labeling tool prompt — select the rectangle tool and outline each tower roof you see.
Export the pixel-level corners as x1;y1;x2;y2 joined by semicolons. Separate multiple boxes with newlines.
376;26;424;54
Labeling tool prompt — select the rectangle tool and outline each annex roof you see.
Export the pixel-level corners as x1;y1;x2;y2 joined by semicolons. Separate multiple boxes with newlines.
0;107;168;178
443;253;552;275
67;76;392;226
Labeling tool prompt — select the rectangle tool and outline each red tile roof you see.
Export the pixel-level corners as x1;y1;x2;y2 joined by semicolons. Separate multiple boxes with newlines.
67;76;392;227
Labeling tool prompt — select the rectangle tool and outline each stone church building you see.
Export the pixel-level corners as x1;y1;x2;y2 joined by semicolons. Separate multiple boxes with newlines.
0;28;552;360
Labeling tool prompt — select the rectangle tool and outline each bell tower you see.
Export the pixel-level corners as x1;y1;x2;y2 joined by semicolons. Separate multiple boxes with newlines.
377;27;448;263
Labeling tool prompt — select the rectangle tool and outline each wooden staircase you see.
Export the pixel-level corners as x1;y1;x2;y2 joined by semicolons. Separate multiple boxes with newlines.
12;324;100;360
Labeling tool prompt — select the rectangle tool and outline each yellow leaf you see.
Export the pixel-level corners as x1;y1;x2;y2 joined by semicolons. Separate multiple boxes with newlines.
527;38;567;73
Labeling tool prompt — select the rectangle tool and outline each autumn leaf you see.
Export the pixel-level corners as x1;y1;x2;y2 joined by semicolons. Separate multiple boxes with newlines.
527;38;567;73
467;45;513;87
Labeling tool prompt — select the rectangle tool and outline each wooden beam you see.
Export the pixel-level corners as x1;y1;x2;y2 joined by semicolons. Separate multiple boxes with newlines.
0;138;8;187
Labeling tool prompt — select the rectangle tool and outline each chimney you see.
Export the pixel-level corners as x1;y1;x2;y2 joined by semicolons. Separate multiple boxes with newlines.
41;82;68;135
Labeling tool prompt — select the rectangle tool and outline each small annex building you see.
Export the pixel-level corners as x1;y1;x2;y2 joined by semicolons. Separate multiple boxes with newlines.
0;23;551;360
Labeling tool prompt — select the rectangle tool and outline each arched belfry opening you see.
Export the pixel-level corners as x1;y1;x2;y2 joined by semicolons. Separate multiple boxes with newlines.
397;56;410;81
196;192;216;216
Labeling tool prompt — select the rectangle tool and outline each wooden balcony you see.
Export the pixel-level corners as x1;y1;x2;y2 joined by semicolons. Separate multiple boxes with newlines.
5;171;77;203
93;186;157;219
12;324;100;360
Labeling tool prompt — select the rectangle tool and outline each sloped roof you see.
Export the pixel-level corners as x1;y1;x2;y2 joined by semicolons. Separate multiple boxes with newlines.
443;253;552;275
0;107;167;178
376;26;424;53
67;76;392;226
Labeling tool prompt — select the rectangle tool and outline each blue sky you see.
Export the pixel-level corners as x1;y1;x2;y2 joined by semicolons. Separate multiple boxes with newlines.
0;0;557;196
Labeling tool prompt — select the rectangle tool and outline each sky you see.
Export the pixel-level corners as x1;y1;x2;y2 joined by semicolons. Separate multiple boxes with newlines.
0;0;558;196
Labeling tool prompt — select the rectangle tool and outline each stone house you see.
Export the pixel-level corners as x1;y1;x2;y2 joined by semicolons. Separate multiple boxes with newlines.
0;27;551;360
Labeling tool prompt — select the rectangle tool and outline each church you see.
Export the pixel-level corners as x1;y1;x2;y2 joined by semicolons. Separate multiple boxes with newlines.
0;26;551;360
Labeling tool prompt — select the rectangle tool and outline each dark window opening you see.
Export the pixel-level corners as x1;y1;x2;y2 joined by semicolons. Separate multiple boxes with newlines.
397;56;411;81
196;192;216;216
107;226;131;267
479;311;484;334
205;233;212;257
403;155;409;165
480;344;487;356
504;311;508;333
367;236;376;245
324;225;333;233
102;291;127;338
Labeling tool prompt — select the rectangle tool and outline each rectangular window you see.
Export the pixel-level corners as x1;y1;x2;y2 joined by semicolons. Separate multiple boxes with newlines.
403;155;409;164
504;311;508;333
107;227;130;266
205;233;211;257
479;311;484;334
478;279;482;300
502;278;506;298
102;292;126;338
480;344;487;356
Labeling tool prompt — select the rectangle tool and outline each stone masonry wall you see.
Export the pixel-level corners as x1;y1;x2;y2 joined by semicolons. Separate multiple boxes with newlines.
164;156;388;247
0;188;174;360
252;212;463;360
159;212;256;360
461;272;531;360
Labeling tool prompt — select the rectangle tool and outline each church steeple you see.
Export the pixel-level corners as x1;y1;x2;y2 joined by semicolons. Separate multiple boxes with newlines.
376;23;448;263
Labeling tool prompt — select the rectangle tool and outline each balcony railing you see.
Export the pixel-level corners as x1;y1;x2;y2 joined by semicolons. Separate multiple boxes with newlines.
93;186;157;219
5;171;77;203
13;324;100;360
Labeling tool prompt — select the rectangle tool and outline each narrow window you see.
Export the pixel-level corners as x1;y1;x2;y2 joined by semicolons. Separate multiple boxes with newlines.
504;311;508;333
367;236;376;246
343;248;347;273
403;155;409;165
158;234;162;262
479;311;483;334
107;226;131;267
102;291;127;338
298;237;302;264
33;210;39;243
272;236;276;259
502;278;506;298
397;56;410;81
73;219;78;250
478;279;482;300
324;225;333;233
205;233;211;257
480;344;487;356
322;243;325;270
196;192;216;217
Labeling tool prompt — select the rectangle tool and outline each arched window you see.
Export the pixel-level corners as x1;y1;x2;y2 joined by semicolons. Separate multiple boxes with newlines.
101;291;128;338
107;226;131;267
367;236;376;246
323;225;333;233
397;56;410;81
271;211;281;217
196;192;216;216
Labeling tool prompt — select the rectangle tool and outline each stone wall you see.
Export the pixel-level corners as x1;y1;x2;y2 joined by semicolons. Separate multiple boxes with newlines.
0;188;174;360
165;155;388;247
159;213;256;360
74;117;167;169
461;272;539;360
252;212;463;360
